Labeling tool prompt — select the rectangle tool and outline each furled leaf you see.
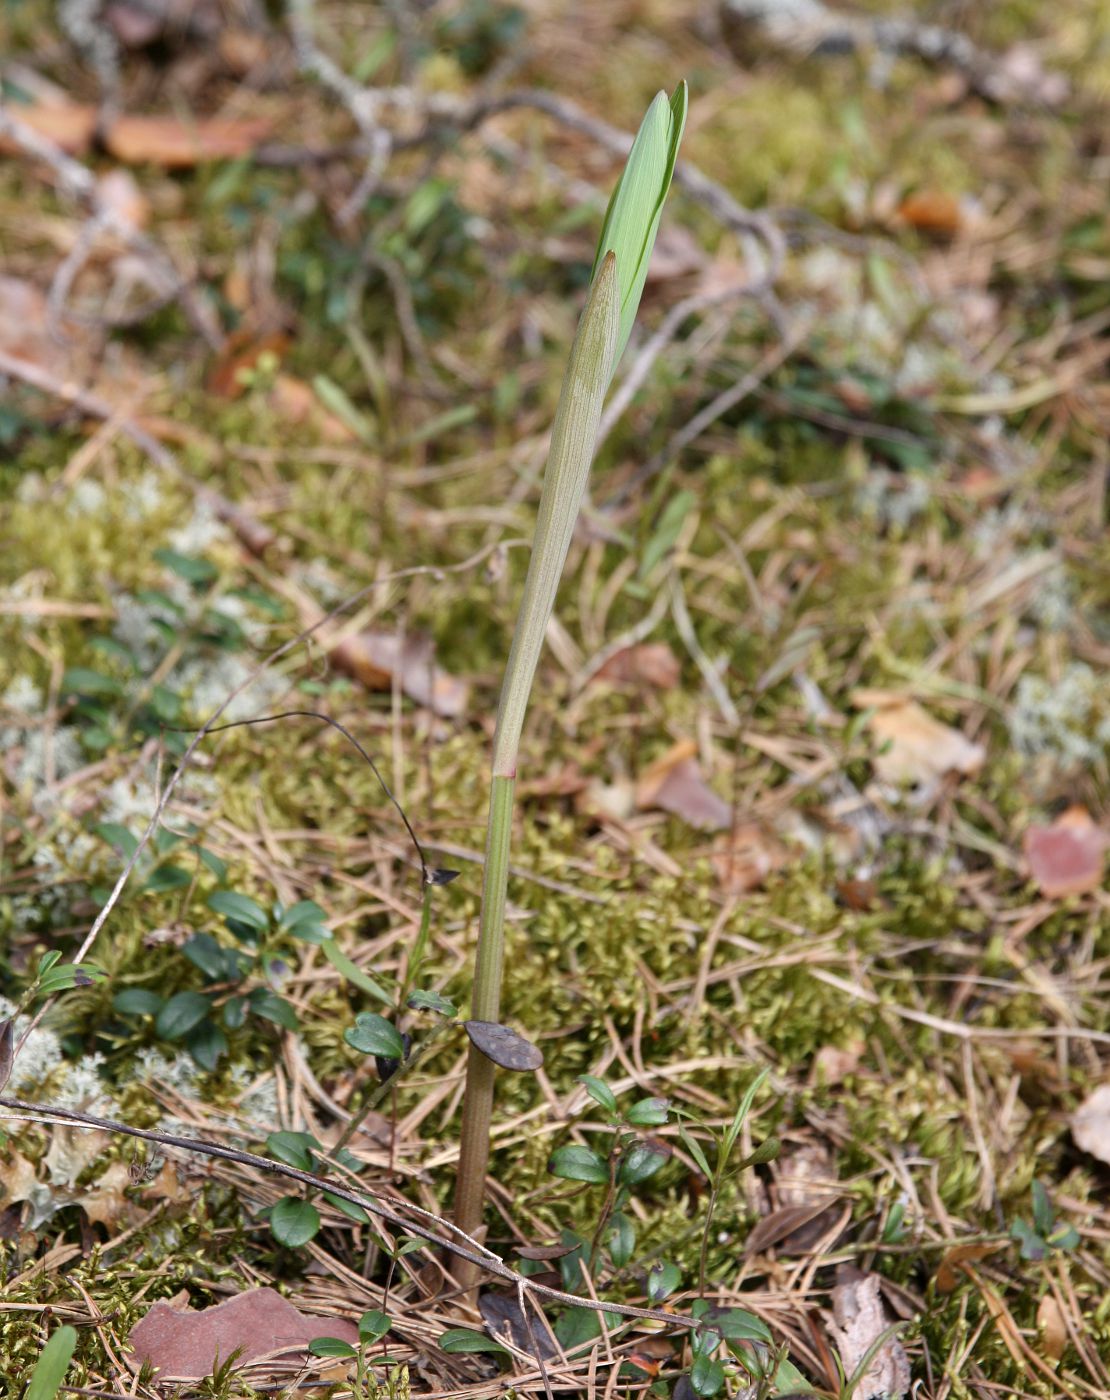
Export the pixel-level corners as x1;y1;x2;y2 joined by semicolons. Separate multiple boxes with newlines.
26;1324;77;1400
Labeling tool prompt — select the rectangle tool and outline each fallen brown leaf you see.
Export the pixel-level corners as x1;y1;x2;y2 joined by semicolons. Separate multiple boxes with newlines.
1037;1293;1068;1362
896;190;963;237
106;114;273;167
710;821;789;893
1070;1082;1110;1166
592;643;680;689
935;1241;1003;1293
127;1286;358;1379
1023;807;1108;899
331;631;470;718
830;1267;910;1400
859;695;985;786
636;740;730;831
77;1160;138;1228
1;103;98;155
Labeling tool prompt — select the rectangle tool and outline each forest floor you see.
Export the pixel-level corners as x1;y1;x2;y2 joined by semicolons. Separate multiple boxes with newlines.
1;1;1109;1397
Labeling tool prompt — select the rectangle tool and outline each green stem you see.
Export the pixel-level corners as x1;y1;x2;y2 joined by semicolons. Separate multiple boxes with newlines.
452;773;515;1245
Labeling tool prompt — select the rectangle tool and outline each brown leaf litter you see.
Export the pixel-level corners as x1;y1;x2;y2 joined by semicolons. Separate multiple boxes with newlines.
1023;806;1108;899
127;1285;358;1379
829;1266;910;1400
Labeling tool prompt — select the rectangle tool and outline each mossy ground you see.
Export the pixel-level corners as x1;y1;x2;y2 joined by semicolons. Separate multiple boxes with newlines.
1;1;1109;1396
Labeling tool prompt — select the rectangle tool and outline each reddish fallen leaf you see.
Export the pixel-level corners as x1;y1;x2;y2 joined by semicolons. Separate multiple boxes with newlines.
711;822;788;893
127;1286;358;1379
636;740;730;831
106;114;273;167
330;631;469;718
1023;807;1108;899
1070;1082;1110;1166
896;190;963;237
858;694;985;787
830;1267;910;1400
593;643;680;689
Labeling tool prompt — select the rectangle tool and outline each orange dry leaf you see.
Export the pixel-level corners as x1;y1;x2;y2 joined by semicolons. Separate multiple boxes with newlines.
1023;807;1108;899
897;190;963;236
105;114;272;167
859;695;985;786
636;740;730;831
331;631;470;718
935;1241;1003;1293
1;102;98;155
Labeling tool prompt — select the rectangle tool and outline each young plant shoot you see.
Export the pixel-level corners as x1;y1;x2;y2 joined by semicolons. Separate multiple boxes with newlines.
453;83;688;1250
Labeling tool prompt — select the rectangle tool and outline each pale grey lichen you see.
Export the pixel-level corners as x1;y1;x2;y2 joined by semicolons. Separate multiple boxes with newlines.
1009;663;1107;771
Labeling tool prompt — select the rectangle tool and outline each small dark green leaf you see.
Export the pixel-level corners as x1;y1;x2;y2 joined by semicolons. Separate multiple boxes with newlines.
553;1307;602;1351
344;1013;405;1059
1031;1179;1054;1237
61;667;122;698
186;1019;228;1070
438;1328;508;1356
113;985;163;1019
690;1353;726;1398
1011;1218;1046;1261
155;990;213;1040
308;1336;357;1358
358;1309;391;1344
647;1260;682;1302
0;1020;12;1093
324;1192;370;1223
548;1145;609;1185
577;1075;618;1115
406;989;456;1016
703;1306;772;1343
249;991;299;1030
280;899;328;929
208;890;269;930
154;548;218;586
223;995;247;1029
267;1131;318;1171
96;822;138;858
182;933;229;981
626;1096;670;1126
322;940;393;1005
197;847;228;880
618;1140;670;1186
271;1196;321;1247
38;950;62;976
143;864;191;892
607;1212;635;1269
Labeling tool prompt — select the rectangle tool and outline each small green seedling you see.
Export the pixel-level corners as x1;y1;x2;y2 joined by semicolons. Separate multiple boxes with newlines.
1010;1178;1079;1260
452;80;687;1254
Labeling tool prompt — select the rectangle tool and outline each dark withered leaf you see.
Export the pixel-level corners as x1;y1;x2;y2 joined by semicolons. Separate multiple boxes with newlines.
478;1292;558;1361
515;1241;578;1261
0;1020;13;1092
464;1020;543;1071
428;867;460;886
